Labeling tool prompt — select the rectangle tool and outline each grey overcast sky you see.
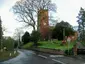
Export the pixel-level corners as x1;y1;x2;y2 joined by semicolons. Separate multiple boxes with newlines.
0;0;85;37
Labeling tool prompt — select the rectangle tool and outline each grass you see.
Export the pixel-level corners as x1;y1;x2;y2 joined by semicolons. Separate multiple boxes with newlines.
0;50;19;61
38;40;76;51
22;42;34;49
21;40;76;51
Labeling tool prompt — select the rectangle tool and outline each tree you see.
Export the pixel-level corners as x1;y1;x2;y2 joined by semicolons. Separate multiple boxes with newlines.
52;21;75;40
3;37;15;50
12;0;56;31
22;31;30;44
2;26;7;35
13;28;24;48
77;7;85;42
0;17;3;50
31;31;41;47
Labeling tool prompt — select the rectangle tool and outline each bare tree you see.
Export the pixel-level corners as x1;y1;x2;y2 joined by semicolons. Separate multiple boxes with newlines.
12;0;56;31
13;28;24;48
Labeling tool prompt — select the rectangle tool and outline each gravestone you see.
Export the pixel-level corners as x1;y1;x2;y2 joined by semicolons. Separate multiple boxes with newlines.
14;50;17;54
0;49;3;52
9;53;12;56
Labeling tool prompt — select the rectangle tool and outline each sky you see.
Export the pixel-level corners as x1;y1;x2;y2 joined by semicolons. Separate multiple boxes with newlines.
0;0;85;37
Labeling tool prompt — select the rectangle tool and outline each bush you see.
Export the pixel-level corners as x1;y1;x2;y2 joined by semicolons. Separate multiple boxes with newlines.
14;41;18;48
22;31;30;45
64;48;73;55
3;37;15;51
31;31;41;47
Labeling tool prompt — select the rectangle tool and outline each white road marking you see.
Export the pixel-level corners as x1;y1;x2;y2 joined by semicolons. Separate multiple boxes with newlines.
50;55;64;58
52;59;65;64
38;55;47;59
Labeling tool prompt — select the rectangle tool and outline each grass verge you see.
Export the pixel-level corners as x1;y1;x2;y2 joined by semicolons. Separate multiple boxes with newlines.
0;50;19;62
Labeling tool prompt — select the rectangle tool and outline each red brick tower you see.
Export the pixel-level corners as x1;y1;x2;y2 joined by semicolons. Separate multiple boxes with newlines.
38;9;49;40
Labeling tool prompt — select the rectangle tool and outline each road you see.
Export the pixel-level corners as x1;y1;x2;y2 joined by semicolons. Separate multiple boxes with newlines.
0;49;85;64
0;49;62;64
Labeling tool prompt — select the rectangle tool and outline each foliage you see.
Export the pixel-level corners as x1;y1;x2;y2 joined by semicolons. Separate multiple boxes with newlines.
64;48;73;55
13;28;24;48
52;21;75;40
2;37;15;50
77;7;85;42
31;31;41;47
12;0;56;31
22;31;30;44
22;42;33;49
14;40;18;48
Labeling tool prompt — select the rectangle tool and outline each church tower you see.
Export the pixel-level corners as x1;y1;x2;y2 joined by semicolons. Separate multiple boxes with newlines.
38;9;49;40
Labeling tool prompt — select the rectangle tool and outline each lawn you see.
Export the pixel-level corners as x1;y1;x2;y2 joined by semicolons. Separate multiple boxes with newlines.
0;50;19;61
21;40;76;51
38;40;76;51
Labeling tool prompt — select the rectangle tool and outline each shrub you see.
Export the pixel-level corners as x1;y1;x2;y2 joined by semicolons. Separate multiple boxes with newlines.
31;31;41;47
64;48;73;55
22;31;30;45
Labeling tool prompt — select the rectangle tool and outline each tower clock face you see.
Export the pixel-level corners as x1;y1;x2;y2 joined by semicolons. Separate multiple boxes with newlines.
43;22;46;25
